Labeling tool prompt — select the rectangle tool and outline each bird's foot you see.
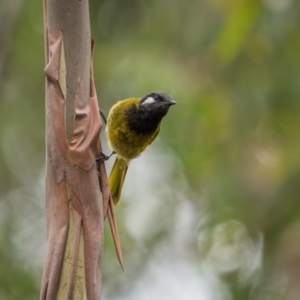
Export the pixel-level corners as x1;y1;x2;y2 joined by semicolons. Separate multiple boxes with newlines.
99;109;107;125
96;151;116;162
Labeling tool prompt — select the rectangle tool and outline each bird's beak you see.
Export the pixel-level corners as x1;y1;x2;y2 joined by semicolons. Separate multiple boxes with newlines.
167;100;177;106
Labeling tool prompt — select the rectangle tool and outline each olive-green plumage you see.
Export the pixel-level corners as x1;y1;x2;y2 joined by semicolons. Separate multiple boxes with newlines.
106;91;176;205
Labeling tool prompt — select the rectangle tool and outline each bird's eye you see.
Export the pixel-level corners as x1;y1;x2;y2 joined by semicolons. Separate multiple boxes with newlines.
154;95;160;101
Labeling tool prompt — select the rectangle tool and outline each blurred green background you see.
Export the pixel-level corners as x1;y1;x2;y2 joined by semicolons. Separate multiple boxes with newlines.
1;0;300;299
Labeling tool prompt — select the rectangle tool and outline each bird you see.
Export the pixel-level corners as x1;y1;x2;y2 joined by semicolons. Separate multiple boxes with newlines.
103;91;176;205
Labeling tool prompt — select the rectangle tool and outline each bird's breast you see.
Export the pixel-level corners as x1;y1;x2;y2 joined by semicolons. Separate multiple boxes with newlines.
106;99;162;160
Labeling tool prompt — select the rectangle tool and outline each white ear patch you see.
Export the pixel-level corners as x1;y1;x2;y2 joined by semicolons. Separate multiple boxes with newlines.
142;96;155;105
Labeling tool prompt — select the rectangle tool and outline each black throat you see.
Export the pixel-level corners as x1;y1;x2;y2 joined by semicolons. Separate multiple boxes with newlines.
126;104;167;135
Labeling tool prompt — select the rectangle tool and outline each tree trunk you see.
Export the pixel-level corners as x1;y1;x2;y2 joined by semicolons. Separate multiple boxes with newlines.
40;1;106;299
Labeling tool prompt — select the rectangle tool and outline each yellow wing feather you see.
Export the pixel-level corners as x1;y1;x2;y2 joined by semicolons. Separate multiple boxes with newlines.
109;156;128;205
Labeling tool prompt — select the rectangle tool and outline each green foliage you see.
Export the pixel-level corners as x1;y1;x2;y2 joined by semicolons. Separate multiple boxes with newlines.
1;0;300;298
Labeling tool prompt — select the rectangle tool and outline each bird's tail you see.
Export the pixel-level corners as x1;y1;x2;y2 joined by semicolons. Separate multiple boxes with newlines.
109;156;128;205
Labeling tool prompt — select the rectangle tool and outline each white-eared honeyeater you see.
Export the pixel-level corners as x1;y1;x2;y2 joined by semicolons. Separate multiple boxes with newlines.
102;91;176;205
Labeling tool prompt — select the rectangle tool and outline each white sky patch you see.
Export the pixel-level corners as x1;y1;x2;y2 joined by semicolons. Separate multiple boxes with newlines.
142;96;155;105
103;141;265;299
105;252;230;300
103;141;230;300
122;142;179;241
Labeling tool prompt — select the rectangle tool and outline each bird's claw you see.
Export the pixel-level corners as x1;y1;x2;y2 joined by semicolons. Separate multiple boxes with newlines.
99;109;107;125
96;151;116;162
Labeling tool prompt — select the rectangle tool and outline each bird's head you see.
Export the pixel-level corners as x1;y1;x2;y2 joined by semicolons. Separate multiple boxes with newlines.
140;91;176;115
